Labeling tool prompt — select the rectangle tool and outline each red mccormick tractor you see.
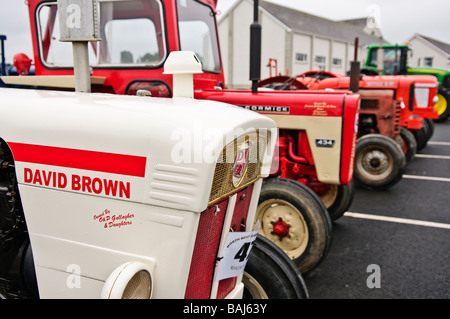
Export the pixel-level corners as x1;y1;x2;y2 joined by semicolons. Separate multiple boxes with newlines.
1;0;360;274
0;50;313;299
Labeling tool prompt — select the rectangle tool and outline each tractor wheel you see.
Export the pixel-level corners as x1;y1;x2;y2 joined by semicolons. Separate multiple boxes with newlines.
410;123;429;151
434;88;450;122
319;181;354;221
399;127;417;162
423;118;435;141
255;178;332;274
354;134;406;190
243;235;309;299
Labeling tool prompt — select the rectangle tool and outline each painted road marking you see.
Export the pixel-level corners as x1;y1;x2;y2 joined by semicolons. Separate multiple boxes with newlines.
403;174;450;182
344;212;450;230
428;141;450;146
415;154;450;160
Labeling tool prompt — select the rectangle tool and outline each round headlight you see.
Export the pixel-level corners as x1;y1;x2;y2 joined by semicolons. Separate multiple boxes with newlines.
101;261;153;299
433;95;439;104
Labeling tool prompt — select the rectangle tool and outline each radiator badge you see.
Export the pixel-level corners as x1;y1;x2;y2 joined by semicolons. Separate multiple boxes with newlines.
232;141;250;187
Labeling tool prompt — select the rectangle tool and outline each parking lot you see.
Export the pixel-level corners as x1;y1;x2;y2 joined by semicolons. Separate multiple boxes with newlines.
303;119;450;299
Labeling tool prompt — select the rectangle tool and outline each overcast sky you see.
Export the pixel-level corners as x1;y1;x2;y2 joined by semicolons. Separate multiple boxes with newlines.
1;0;450;64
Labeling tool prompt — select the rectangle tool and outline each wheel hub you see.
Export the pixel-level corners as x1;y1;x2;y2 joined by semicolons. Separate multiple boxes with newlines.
363;150;389;174
271;217;290;240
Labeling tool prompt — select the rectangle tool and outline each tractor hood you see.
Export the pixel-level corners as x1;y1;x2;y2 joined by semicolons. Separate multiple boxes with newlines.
0;87;276;212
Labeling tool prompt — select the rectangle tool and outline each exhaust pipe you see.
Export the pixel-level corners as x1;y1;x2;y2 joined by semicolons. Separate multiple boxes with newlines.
349;37;360;93
250;0;261;93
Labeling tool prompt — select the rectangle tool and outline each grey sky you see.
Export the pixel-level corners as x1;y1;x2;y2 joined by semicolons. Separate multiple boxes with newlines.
1;0;450;64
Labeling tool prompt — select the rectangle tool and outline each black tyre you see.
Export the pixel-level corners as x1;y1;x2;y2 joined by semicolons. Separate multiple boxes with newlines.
410;124;429;151
243;235;309;299
434;87;450;122
255;178;332;274
399;127;417;162
319;181;354;221
354;134;406;190
423;118;435;141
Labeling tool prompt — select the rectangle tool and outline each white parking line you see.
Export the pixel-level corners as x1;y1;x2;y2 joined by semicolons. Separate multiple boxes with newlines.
403;174;450;182
415;154;450;160
344;212;450;230
428;141;450;146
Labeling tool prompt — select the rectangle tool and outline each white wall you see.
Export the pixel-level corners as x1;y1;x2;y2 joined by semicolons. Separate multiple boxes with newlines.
260;10;286;80
409;37;449;70
218;0;372;88
292;33;312;75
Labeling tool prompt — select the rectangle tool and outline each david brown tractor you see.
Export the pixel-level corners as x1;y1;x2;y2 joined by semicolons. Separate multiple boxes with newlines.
0;4;312;299
1;0;361;274
0;52;312;299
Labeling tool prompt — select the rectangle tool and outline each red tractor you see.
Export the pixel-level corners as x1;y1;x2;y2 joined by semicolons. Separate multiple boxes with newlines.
297;70;438;152
259;65;438;190
1;0;360;274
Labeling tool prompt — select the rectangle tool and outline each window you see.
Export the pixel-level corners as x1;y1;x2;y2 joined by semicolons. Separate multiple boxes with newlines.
314;56;326;64
367;47;408;75
295;53;307;63
332;58;342;67
424;57;433;67
36;0;167;68
177;0;221;73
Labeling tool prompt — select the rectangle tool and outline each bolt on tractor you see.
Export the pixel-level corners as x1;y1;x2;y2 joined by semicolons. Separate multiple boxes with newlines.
0;2;314;299
363;43;450;122
0;0;361;275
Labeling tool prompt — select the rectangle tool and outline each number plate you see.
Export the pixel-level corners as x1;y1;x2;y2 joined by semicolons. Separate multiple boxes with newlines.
215;222;260;281
315;138;335;148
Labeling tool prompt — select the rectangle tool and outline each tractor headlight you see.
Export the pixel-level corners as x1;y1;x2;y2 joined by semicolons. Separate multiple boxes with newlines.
101;261;153;299
433;95;439;104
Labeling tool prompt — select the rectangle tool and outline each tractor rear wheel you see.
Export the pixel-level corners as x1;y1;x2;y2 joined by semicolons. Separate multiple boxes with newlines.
354;134;406;190
243;235;309;299
255;178;332;274
318;182;354;221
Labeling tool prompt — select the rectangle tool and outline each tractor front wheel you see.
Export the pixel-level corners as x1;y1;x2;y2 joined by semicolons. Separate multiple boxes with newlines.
255;178;332;274
354;134;406;190
243;235;309;299
434;88;450;122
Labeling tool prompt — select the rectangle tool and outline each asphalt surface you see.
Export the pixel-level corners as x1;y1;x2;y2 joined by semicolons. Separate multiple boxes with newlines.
303;119;450;299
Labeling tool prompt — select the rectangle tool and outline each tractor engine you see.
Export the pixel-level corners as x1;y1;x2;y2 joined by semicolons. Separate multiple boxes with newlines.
0;141;38;299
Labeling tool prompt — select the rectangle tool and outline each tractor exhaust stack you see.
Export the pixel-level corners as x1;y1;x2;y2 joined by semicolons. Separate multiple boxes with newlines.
250;0;261;94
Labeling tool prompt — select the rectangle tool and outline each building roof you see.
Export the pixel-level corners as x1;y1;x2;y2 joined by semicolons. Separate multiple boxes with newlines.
258;1;388;46
412;34;450;56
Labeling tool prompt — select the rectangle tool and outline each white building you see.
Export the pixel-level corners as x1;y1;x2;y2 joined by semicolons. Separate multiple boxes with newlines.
408;34;450;70
218;0;387;89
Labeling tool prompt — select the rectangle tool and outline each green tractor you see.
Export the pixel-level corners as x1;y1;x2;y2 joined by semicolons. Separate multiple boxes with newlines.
363;44;450;121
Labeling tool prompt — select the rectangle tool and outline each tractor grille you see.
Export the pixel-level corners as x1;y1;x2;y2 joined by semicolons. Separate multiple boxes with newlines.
184;198;229;299
185;131;268;299
185;132;268;299
184;185;254;299
208;131;267;206
393;100;401;135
